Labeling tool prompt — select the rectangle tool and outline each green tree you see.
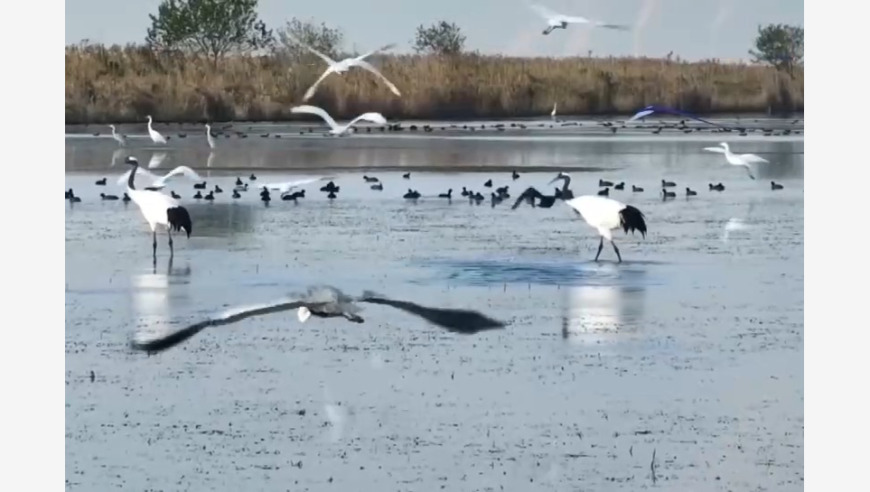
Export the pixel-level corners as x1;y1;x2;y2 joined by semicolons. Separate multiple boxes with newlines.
275;17;344;61
146;0;273;66
413;21;466;55
749;23;804;77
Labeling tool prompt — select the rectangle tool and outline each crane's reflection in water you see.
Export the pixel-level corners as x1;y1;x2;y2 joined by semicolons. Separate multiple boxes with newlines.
130;259;193;342
560;265;648;347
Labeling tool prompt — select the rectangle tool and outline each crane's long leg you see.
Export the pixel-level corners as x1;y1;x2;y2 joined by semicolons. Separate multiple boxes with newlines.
611;241;622;263
152;230;157;265
594;237;604;261
167;228;174;258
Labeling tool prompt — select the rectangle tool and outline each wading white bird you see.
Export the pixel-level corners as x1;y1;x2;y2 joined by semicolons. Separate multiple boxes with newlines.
529;3;630;35
702;142;769;180
551;102;557;120
117;164;203;191
205;123;215;149
294;39;401;101
550;173;647;262
109;125;128;147
264;176;334;195
146;115;168;145
123;156;192;262
291;105;387;136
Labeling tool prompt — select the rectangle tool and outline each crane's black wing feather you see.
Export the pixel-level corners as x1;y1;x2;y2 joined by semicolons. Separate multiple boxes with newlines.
358;294;506;334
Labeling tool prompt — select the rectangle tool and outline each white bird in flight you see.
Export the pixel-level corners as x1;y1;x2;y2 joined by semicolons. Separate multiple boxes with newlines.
117;164;202;191
529;3;630;35
146;115;168;145
291;105;387;136
108;125;128;147
703;142;769;180
293;38;401;101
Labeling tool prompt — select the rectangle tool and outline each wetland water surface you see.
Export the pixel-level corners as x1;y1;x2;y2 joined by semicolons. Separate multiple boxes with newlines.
66;122;804;491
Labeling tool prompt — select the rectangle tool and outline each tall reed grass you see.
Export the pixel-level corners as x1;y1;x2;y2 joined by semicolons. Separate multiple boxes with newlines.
65;44;803;124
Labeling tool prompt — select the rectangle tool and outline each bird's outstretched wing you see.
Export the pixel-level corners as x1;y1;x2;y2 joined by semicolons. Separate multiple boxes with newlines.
347;112;388;129
302;68;336;102
288;36;338;66
354;43;397;62
148;152;167;169
511;187;542;209
292;105;339;131
358;293;506;334
153;166;203;188
130;298;306;354
353;60;401;97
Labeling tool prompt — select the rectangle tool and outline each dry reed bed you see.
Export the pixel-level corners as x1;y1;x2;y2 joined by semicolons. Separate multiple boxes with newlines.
65;45;803;124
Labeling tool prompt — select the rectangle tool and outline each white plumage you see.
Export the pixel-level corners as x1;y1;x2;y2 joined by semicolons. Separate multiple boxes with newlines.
291;105;387;136
146;115;168;144
109;125;127;147
205;124;216;149
558;177;648;262
529;3;630;35
117;164;202;190
703;142;769;180
123;156;192;261
293;39;401;101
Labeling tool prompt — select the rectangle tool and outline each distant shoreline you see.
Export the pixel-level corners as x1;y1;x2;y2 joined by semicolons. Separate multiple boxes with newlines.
66;46;804;126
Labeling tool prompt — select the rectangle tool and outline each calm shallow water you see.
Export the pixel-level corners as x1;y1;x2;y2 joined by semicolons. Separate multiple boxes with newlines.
65;127;804;491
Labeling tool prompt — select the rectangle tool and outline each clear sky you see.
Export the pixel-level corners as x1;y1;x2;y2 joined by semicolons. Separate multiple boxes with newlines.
65;0;803;61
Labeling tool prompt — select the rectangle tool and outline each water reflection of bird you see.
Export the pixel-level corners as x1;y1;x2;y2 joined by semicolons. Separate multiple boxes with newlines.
129;285;505;354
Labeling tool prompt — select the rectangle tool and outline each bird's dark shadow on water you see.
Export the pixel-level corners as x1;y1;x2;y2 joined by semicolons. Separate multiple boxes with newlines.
412;257;664;288
129;285;506;355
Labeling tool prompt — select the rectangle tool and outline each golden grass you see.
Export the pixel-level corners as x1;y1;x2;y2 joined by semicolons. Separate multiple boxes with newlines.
65;44;803;124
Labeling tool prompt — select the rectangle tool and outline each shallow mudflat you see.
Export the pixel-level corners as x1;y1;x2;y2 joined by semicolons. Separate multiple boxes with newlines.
66;127;803;491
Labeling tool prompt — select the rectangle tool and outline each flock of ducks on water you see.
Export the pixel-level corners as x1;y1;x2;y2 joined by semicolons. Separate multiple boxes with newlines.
65;169;787;207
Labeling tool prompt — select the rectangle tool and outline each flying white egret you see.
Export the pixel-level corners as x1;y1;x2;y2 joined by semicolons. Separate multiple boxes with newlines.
123;156;192;262
702;142;769;180
529;3;630;35
127;285;506;354
146;115;168;144
117;164;203;191
291;105;387;136
550;173;647;262
293;38;401;101
264;176;334;195
205;124;215;149
109;125;128;147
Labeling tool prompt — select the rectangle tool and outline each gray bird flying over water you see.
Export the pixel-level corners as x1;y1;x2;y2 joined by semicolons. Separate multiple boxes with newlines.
130;285;506;354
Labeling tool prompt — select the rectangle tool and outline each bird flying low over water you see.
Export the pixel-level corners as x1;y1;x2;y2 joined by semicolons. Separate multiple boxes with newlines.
291;105;388;136
702;142;770;180
529;2;630;35
627;105;733;129
129;285;506;354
